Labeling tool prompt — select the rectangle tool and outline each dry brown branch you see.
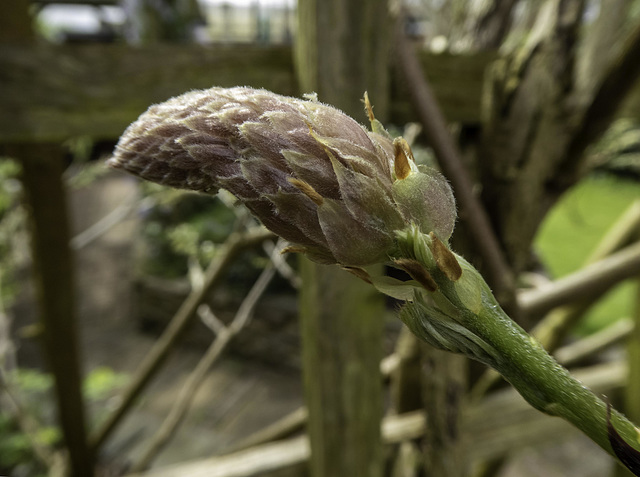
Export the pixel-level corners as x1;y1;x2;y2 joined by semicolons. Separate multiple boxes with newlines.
124;361;627;477
518;240;640;318
554;318;634;367
262;239;301;289
70;192;137;250
90;227;274;452
127;410;426;477
130;262;277;471
226;350;403;453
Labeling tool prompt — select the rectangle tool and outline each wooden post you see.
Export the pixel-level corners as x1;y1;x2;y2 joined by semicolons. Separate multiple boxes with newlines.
2;3;93;475
299;262;385;477
295;0;391;476
19;146;94;477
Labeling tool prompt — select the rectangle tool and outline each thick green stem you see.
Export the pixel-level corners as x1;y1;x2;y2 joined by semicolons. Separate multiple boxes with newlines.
470;293;637;455
394;227;640;467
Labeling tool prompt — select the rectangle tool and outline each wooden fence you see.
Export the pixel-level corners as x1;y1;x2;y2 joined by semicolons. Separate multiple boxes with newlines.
0;43;495;145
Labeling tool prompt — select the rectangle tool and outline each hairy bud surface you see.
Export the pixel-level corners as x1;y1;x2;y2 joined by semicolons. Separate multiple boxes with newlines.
110;87;456;266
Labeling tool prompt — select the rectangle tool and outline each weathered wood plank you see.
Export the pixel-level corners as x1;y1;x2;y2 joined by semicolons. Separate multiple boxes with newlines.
0;44;495;144
391;50;498;125
0;44;296;143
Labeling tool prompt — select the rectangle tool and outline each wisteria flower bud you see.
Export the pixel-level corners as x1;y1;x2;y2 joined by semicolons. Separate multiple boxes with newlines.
109;86;456;267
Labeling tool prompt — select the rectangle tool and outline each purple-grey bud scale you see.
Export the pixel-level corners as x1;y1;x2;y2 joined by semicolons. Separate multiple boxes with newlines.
109;87;456;266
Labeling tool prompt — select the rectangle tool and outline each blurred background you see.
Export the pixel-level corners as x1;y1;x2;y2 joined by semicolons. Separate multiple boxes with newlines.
1;0;640;476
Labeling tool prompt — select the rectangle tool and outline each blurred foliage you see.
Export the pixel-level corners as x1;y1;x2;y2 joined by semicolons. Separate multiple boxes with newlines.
0;366;128;476
138;182;240;278
591;119;640;179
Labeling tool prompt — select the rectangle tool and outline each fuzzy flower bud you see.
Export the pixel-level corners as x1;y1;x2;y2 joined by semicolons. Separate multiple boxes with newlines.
109;86;456;266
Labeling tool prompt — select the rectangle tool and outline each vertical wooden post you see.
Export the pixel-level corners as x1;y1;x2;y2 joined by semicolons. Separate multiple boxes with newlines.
2;4;93;475
421;345;467;476
20;146;94;477
299;262;385;477
295;0;391;123
295;1;391;476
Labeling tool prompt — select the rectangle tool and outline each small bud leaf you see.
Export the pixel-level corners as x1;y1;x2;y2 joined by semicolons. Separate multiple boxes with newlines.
288;178;324;206
342;266;373;284
393;137;414;180
394;258;439;292
429;232;462;281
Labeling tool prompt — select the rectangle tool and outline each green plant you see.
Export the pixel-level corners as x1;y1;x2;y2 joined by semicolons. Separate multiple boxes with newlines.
0;367;128;476
109;86;640;474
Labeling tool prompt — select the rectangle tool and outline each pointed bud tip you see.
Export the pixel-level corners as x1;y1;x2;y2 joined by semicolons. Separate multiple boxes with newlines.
363;92;376;123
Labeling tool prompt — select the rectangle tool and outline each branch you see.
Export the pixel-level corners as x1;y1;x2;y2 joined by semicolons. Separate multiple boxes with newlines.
393;23;516;306
518;240;640;318
126;411;426;477
89;227;274;452
225;351;403;454
124;360;629;477
130;262;277;472
70;192;137;250
471;0;518;50
0;372;65;473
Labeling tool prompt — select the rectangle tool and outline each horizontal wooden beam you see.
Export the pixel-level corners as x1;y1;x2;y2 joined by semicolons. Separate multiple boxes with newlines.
31;0;118;4
0;44;296;144
0;44;494;145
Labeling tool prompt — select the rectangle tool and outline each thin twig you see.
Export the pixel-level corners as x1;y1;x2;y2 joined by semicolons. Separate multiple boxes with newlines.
197;304;225;334
89;227;274;452
70;192;137;250
124;359;629;477
393;22;516;306
554;318;634;367
130;263;277;471
225;352;403;454
263;239;301;289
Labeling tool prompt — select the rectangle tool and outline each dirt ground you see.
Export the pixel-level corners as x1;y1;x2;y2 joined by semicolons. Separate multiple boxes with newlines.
11;171;618;475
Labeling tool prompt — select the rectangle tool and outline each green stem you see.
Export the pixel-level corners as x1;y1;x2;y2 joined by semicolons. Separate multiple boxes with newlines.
470;292;636;454
394;228;640;465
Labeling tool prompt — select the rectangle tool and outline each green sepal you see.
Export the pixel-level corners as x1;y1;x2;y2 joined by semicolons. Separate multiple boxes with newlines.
369;276;421;301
